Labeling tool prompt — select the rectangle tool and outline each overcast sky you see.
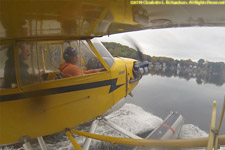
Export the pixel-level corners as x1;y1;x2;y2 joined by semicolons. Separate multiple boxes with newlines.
97;27;225;62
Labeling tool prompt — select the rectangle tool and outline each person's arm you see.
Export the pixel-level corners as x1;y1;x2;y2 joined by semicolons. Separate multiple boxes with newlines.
84;68;105;74
84;69;96;74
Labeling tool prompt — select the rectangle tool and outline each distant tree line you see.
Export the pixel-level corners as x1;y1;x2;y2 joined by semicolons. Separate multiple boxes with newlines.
102;42;151;61
102;42;225;86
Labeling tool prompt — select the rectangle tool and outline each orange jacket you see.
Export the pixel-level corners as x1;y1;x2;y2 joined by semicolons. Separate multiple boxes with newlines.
58;62;96;77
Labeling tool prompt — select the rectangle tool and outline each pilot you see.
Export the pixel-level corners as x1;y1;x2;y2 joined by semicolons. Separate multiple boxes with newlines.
58;47;104;78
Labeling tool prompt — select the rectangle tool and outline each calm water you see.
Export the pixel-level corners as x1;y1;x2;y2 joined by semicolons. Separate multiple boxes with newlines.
127;74;225;134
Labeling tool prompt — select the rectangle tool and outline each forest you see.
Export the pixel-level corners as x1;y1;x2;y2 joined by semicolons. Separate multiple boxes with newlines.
102;42;225;86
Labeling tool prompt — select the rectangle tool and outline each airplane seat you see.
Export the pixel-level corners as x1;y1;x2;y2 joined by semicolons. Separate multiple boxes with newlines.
41;73;48;81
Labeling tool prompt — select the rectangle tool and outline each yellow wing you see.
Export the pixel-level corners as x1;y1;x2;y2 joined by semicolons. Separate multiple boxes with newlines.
1;0;225;41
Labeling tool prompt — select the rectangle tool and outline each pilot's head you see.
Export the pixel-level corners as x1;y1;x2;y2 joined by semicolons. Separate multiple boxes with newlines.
63;47;78;64
19;43;30;61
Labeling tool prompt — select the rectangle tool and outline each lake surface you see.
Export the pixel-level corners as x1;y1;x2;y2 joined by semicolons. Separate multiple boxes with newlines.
127;74;225;134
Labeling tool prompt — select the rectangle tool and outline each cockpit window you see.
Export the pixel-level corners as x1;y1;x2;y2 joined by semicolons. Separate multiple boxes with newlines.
76;40;104;70
16;41;64;86
9;40;106;86
58;40;105;78
91;39;114;68
18;42;41;86
37;41;64;81
37;42;63;73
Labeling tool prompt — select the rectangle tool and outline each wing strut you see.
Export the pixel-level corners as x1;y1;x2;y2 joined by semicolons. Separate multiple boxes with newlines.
213;97;225;150
207;101;217;150
66;117;142;150
65;101;225;149
67;128;225;148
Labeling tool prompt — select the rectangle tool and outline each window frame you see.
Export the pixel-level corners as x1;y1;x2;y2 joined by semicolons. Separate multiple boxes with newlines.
87;39;110;71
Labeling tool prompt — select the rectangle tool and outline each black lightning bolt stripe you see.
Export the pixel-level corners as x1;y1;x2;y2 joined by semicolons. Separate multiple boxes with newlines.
0;78;124;102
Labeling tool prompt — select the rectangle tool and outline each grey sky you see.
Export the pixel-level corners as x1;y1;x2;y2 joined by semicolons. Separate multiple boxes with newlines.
97;27;225;62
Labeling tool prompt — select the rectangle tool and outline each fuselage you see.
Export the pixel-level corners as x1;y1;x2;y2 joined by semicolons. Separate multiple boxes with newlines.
0;39;139;145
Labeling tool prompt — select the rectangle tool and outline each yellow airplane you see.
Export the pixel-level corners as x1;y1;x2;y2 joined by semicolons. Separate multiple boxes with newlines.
0;0;148;145
0;0;225;149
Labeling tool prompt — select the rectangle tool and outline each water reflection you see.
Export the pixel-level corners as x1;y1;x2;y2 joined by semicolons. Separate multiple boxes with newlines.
127;75;225;135
149;60;225;86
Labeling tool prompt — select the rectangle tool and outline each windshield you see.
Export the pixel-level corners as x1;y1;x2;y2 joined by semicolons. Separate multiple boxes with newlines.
91;39;114;68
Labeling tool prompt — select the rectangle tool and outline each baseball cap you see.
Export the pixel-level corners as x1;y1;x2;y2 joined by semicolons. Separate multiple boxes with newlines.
63;47;78;62
64;47;78;56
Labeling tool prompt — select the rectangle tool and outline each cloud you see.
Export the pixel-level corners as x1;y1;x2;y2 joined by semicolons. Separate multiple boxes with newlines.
97;27;225;62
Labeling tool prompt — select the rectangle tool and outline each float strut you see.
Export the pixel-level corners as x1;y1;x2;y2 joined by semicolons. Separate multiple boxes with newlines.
37;137;47;150
66;130;83;150
83;119;99;150
102;117;142;139
23;140;32;150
